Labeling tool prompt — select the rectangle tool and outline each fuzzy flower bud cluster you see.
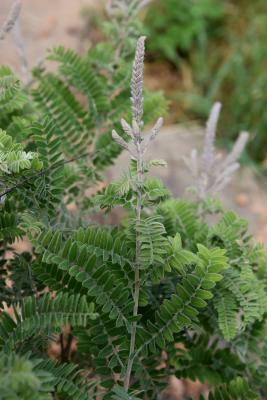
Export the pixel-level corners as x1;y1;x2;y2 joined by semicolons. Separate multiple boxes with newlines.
106;0;151;17
0;1;21;41
112;36;163;160
183;102;249;199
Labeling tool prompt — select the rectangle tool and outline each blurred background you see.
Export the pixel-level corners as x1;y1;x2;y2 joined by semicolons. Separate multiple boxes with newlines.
1;0;267;244
144;0;267;165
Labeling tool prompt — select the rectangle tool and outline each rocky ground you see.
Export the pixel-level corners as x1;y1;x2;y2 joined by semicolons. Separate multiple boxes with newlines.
0;0;98;75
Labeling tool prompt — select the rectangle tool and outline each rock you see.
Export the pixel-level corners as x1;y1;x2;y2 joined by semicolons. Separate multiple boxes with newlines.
39;15;57;38
235;193;249;207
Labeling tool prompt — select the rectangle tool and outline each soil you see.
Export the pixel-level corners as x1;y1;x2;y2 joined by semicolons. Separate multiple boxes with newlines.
0;0;99;75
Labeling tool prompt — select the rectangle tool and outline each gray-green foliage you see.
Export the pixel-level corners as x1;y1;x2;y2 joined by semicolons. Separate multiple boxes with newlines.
0;354;53;400
0;3;266;400
0;0;167;217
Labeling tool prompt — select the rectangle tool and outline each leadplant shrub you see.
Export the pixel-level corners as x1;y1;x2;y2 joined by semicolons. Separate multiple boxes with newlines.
0;30;267;399
0;354;54;400
0;2;267;399
0;0;167;217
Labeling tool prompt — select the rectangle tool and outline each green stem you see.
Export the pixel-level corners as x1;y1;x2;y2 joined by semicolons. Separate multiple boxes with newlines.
124;142;143;391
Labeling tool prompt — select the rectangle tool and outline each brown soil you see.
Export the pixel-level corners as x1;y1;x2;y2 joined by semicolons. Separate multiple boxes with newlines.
145;61;182;124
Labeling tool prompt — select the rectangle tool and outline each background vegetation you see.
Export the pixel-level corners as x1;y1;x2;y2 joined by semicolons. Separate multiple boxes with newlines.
145;0;267;166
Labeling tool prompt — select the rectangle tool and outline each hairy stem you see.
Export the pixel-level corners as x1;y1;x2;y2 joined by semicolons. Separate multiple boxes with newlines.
116;35;146;392
124;141;143;391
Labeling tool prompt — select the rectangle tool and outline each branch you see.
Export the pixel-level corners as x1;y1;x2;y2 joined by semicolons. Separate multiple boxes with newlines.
60;329;74;363
123;36;146;392
0;151;93;200
0;1;22;41
12;21;28;74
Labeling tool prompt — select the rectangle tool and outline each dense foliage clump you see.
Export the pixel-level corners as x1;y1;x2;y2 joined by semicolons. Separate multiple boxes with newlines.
145;0;267;166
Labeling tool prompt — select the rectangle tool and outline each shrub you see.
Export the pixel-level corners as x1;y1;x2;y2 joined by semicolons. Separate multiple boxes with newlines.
144;0;224;64
0;354;54;400
185;0;267;164
0;1;267;399
145;0;267;165
0;0;167;215
0;32;266;399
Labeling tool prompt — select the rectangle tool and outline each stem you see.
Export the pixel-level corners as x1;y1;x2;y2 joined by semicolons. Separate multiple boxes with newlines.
60;329;74;363
124;141;143;391
0;151;93;200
